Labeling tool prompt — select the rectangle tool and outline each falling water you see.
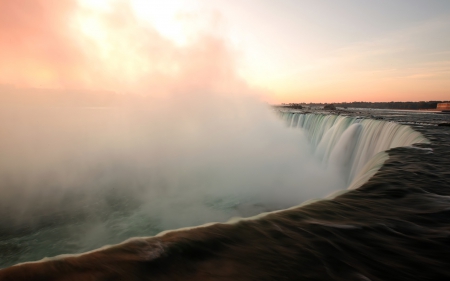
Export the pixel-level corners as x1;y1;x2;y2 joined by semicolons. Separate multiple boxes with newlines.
280;112;429;188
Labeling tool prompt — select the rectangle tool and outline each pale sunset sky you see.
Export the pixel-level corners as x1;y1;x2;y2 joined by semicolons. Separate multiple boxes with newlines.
1;0;449;103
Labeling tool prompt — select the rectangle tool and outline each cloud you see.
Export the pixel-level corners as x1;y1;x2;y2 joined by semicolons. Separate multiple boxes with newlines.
0;0;244;97
0;0;85;87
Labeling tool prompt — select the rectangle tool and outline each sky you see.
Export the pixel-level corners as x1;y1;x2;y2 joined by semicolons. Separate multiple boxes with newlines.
1;0;450;103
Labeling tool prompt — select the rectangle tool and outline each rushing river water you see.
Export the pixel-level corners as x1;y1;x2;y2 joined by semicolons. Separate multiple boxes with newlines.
1;108;450;281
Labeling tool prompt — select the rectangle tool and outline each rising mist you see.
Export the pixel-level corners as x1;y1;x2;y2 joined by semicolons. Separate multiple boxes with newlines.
0;1;344;263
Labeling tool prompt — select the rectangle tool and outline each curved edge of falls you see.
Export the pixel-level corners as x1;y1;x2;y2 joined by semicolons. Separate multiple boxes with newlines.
0;111;433;272
280;112;430;191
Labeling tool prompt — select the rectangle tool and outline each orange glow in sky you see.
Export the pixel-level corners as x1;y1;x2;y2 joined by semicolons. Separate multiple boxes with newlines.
0;0;449;103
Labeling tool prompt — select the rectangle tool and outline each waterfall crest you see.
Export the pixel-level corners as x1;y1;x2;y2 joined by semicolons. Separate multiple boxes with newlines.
281;112;429;188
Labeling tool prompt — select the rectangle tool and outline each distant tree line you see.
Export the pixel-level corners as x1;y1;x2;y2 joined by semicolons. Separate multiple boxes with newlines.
279;103;303;109
279;101;450;110
337;101;449;110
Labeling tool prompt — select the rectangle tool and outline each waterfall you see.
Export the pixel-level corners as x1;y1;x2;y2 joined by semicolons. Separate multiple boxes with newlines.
281;112;429;188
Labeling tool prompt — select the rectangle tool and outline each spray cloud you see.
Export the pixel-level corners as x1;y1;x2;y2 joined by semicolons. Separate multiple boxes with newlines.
0;0;343;263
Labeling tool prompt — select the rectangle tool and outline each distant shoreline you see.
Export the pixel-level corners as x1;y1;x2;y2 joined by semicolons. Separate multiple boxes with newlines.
275;101;450;112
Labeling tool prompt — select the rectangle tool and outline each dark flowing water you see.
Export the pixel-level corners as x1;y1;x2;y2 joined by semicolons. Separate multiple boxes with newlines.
1;108;450;281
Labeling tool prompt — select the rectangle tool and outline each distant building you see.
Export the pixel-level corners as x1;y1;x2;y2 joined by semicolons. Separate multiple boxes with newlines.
437;103;450;112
